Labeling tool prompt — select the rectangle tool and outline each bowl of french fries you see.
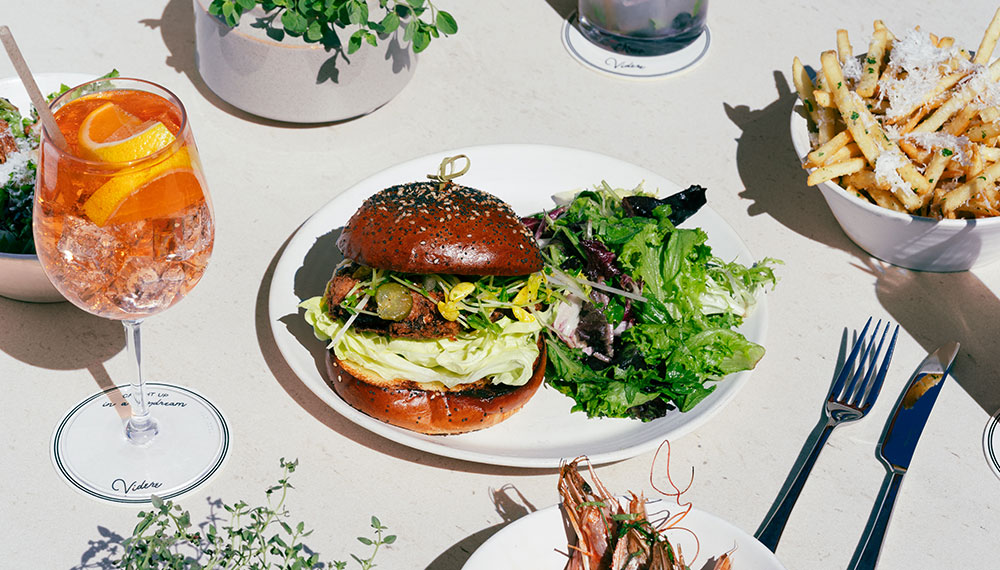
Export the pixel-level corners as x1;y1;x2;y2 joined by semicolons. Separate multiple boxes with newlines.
790;12;1000;272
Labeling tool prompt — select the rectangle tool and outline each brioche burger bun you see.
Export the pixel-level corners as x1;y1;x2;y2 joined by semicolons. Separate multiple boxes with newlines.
301;162;548;435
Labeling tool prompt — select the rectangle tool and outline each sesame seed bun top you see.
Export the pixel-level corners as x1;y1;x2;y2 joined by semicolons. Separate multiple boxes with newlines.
336;181;544;276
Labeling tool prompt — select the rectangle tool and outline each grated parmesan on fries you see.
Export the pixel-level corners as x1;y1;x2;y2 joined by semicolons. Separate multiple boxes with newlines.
793;8;1000;219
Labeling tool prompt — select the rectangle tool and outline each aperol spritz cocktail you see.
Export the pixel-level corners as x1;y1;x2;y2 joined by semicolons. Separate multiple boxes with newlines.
34;83;212;318
35;78;227;504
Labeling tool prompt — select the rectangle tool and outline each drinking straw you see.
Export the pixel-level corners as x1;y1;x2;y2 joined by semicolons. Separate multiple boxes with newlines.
0;25;67;149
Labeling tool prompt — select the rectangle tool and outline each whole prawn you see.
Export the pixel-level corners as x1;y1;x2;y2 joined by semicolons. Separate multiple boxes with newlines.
557;443;733;570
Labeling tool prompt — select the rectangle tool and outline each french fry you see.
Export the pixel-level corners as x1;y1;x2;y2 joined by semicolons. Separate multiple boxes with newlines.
791;56;837;144
973;6;1000;65
967;145;984;180
980;144;1000;162
856;29;889;97
943;161;1000;214
845;169;879;189
888;71;968;125
867;186;907;211
923;151;950;194
837;29;852;64
814;90;833;107
873;19;895;41
945;102;981;136
897;139;930;164
806;130;851;166
913;58;1000;134
807;157;866;185
822;143;859;166
822;51;883;161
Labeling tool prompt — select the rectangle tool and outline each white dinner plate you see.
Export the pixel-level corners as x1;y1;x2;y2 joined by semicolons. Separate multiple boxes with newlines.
267;144;770;467
462;499;787;569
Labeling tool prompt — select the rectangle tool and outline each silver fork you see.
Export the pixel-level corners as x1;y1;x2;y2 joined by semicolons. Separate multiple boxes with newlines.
755;318;899;552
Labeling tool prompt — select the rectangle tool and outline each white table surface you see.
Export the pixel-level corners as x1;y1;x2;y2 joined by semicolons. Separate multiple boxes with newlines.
3;1;1000;568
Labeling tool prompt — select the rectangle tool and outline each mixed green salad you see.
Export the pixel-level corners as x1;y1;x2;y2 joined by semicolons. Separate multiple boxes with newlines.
525;182;778;420
0;97;41;254
0;70;119;254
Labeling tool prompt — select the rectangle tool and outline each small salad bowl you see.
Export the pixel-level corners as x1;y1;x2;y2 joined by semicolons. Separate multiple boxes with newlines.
790;104;1000;273
0;252;63;303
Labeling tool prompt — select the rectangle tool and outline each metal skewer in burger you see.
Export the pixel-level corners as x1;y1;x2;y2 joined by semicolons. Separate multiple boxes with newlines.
301;155;550;435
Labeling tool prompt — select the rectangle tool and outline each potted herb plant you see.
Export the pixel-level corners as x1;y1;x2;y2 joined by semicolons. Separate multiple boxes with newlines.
193;0;457;123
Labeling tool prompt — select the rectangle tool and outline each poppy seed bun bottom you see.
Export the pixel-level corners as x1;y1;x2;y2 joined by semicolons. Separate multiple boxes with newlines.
324;344;546;435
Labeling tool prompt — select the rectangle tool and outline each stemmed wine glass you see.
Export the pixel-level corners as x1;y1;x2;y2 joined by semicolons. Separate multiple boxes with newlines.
33;77;228;503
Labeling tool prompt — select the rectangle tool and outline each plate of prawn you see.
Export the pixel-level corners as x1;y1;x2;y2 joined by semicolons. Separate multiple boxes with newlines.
464;452;786;570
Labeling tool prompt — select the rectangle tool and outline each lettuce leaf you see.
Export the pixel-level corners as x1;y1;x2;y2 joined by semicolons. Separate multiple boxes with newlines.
301;296;542;389
533;183;778;420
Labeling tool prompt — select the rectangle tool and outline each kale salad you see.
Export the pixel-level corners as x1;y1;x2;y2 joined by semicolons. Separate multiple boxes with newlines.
525;182;778;421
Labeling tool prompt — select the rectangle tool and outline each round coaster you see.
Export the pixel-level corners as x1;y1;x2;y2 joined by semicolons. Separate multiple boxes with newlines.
51;382;230;505
561;12;710;80
985;409;1000;481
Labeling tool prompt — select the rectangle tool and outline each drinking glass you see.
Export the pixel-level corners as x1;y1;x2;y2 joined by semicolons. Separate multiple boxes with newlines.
577;0;709;56
34;77;228;503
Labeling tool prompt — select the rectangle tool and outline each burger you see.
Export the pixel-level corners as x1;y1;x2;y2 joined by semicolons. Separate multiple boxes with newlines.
300;166;549;435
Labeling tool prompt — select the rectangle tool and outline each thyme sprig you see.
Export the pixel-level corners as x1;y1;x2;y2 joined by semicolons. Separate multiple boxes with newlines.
114;458;394;569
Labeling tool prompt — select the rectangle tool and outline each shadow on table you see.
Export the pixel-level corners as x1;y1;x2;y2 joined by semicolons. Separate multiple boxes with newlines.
725;69;853;255
752;326;857;546
541;0;576;20
726;70;1000;416
0;298;124;394
139;0;353;128
254;228;559;476
72;525;125;569
423;484;543;570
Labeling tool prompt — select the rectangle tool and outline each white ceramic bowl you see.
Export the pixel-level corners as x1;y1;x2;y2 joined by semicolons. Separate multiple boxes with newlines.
790;104;1000;272
0;72;91;304
0;252;64;303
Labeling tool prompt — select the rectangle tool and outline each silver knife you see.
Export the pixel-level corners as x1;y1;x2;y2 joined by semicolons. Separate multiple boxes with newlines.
848;341;960;570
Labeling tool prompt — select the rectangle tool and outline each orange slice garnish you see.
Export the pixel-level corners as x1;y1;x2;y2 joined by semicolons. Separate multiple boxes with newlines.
82;148;196;226
78;102;176;162
103;168;206;226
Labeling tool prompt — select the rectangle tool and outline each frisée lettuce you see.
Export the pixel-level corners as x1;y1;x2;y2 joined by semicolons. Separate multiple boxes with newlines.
527;182;778;420
300;296;543;389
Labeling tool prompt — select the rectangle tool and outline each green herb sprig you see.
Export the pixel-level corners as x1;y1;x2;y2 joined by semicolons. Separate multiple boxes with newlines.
114;458;394;569
208;0;457;53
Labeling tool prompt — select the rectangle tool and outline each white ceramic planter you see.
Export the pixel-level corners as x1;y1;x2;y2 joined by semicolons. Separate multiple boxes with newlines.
193;0;416;123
